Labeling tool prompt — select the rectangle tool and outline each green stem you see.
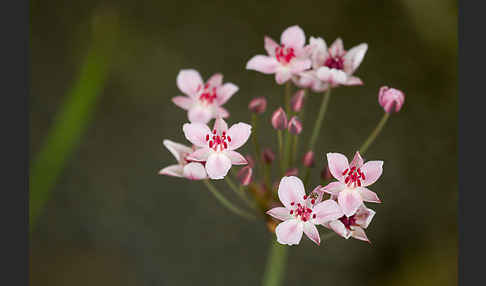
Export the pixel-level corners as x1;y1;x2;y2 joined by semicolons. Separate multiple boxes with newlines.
283;131;292;173
277;130;284;173
359;112;390;155
225;176;255;210
303;167;311;189
262;240;288;286
284;82;291;115
264;164;272;191
308;88;332;151
252;114;263;168
291;135;299;166
202;180;255;220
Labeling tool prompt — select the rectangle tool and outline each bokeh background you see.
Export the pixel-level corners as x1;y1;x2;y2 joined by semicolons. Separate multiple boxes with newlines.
30;0;457;285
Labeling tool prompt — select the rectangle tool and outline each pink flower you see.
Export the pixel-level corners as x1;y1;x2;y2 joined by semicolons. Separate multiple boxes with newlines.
322;204;375;243
246;25;312;84
248;96;267;114
288;116;303;135
378;86;405;113
321;152;383;217
266;176;343;246
172;70;238;124
183;118;251;179
159;140;207;180
271;107;288;130
294;37;367;91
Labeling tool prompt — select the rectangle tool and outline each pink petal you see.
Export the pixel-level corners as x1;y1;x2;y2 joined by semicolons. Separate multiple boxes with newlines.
329;220;351;239
266;207;291;221
183;162;207;180
329;38;344;57
246;55;279;74
227;123;252;150
278;176;306;209
213;117;228;134
354;205;375;228
326;153;349;183
275;219;304;246
159;165;183;177
303;222;321;245
280;25;306;49
215;106;230;118
226;150;248;165
183;123;211;147
338;189;363;217
316;66;347;85
344;76;363;86
172;96;194;110
207;73;223;87
216;83;238;105
349;151;364;168
290;58;312;73
163;139;193;163
188;106;213;124
308;36;328;68
313;199;344;224
351;226;370;243
205;153;232;179
176;69;203;97
360;160;383;186
264;36;279;56
187;148;211;162
320;181;345;195
343;43;367;74
275;70;292;84
358;187;381;203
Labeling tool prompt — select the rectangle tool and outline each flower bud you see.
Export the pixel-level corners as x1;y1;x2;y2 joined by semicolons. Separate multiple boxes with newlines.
285;168;299;176
290;89;306;112
245;154;255;168
302;151;315;167
248;97;267;114
288;116;303;135
271;107;288;130
320;166;332;181
237;166;253;186
378;86;405;113
262;148;275;164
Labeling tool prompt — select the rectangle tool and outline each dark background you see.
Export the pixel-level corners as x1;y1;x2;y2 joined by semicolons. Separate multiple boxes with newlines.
30;0;457;285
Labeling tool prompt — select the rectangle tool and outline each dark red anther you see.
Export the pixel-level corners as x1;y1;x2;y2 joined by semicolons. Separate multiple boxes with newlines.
227;136;231;142
361;173;366;180
206;134;209;141
290;202;295;206
357;180;361;187
223;142;228;149
345;177;350;184
209;141;214;148
303;195;307;200
311;199;315;204
213;129;216;134
312;214;316;219
290;210;293;214
342;168;349;175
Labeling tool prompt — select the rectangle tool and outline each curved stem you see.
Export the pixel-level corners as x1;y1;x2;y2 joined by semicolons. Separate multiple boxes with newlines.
225;176;256;210
359;112;390;155
308;88;332;151
202;180;255;220
262;240;288;286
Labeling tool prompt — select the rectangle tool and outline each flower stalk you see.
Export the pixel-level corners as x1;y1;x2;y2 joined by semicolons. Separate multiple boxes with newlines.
359;112;390;155
203;180;255;220
262;240;288;286
308;88;332;151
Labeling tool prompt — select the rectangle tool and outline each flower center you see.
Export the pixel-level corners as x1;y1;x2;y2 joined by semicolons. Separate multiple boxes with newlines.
197;82;218;104
205;129;231;151
275;44;296;64
324;56;344;70
342;166;365;187
339;215;356;230
289;195;316;222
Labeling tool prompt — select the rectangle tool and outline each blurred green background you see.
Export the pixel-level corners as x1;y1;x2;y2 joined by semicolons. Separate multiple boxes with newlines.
30;0;457;285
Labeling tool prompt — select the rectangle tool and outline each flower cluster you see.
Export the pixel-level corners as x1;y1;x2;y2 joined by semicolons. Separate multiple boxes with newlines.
160;25;405;247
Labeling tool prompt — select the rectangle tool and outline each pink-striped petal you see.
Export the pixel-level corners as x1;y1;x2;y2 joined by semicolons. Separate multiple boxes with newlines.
216;83;238;105
360;160;383;186
344;76;363;86
278;176;306;209
326;153;350;183
320;181;345;195
183;123;211;147
280;25;306;49
264;36;279;56
349;151;364;168
226;150;248;165
358;187;381;203
163;139;193;163
187;148;211;162
172;96;194;110
176;69;203;97
215;106;230;118
266;207;291;221
183;162;207;180
213;117;228;134
313;199;344;224
205;153;232;179
316;67;347;85
227;123;252;150
207;73;223;87
275;69;292;84
275;219;304;246
351;226;370;243
290;58;312;73
329;38;344;57
343;43;367;74
188;106;213;124
303;222;321;245
159;165;184;177
329;220;351;239
338;189;363;217
246;55;279;74
354;205;375;228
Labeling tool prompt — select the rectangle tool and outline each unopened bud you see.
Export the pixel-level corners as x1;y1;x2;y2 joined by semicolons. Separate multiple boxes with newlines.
248;97;267;114
285;168;299;176
271;107;288;130
237;166;253;186
291;89;306;112
378;86;405;113
288;116;303;135
245;154;255;168
262;148;275;164
303;151;315;167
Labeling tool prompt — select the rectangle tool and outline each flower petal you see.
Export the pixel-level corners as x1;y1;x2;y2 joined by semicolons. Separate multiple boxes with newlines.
278;176;306;209
163;139;193;163
188;105;213;124
280;25;306;49
316;66;347;85
213;117;229;134
187;148;211;162
275;69;292;84
207;73;223;87
225;150;248;165
351;226;370;243
290;58;312;73
264;36;279;56
215;106;230;118
275;219;304;246
183;162;207;180
159;165;183;177
349;151;364;168
329;220;351;239
343;43;367;74
358;187;381;203
176;69;203;97
205;153;232;179
172;96;194;110
246;55;279;74
313;199;344;224
216;83;238;106
266;207;291;221
338;189;363;217
303;222;321;245
343;76;363;86
321;181;345;195
227;123;252;150
326;152;349;183
360;160;383;186
183;123;211;147
329;38;344;57
354;205;376;228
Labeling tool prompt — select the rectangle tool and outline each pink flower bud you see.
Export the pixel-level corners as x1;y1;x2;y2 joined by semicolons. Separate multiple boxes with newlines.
303;151;315;167
237;166;253;186
288;116;303;135
320;166;332;181
271;107;288;130
378;86;405;113
290;89;306;112
262;148;275;164
245;154;255;168
285;168;299;176
248;96;267;114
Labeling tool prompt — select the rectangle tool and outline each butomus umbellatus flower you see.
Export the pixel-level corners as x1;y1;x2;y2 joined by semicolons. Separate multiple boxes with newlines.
159;140;207;180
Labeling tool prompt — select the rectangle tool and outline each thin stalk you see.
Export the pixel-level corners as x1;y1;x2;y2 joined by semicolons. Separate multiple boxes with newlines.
303;167;311;189
225;176;256;210
251;114;263;169
282;131;292;173
277;130;284;173
308;88;332;151
262;240;288;286
359;112;390;155
202;180;255;220
291;135;299;166
284;82;291;115
264;164;272;191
